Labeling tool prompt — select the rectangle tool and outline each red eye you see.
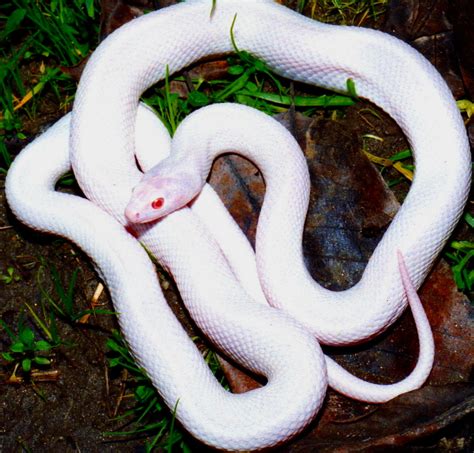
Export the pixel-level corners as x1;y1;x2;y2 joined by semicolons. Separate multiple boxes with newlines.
151;197;165;209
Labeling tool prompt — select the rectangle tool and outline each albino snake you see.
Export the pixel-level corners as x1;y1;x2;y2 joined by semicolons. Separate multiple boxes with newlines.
5;0;470;450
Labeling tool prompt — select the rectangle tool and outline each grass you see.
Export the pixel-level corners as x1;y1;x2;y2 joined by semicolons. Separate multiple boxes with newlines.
445;213;474;293
0;258;112;384
105;330;192;451
37;260;115;324
0;0;100;171
299;0;387;24
0;0;472;450
0;265;21;284
143;16;357;136
0;316;54;376
105;328;227;450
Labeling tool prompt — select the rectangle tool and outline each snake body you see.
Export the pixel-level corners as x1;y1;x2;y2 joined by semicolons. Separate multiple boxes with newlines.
7;104;434;449
70;0;470;345
6;109;328;450
127;102;436;401
5;0;471;450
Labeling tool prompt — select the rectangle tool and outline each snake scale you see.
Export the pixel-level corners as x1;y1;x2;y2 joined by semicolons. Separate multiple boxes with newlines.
5;0;470;450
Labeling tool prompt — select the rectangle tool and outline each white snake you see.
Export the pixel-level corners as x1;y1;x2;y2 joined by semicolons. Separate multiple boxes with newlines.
5;0;471;450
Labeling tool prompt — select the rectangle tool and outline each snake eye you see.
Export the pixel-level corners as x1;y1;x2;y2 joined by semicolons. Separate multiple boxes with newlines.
151;197;165;210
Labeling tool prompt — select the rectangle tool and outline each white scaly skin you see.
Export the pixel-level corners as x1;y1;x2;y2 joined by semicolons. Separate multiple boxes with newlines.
76;0;466;441
129;103;435;402
6;102;432;449
6;106;432;450
127;102;441;353
71;0;470;346
6;0;470;448
5;108;327;451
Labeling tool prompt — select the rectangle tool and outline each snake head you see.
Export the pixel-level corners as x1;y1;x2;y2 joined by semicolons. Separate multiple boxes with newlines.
125;171;199;224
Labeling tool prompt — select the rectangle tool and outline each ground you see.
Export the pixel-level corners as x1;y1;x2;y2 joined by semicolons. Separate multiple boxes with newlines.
0;0;473;451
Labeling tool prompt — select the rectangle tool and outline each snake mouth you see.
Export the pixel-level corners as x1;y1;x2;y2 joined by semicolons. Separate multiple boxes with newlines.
124;204;147;224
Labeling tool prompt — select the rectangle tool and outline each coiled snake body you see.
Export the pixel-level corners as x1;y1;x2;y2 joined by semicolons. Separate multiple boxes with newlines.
5;0;471;450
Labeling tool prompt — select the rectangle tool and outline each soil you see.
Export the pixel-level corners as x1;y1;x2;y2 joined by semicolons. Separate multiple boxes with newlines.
1;1;473;452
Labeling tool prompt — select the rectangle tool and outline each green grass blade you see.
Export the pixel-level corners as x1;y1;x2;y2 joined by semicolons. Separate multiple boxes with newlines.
0;318;16;340
24;302;53;342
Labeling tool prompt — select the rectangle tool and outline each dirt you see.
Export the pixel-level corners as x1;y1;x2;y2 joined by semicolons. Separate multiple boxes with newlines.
1;1;473;452
2;101;472;451
1;177;140;450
